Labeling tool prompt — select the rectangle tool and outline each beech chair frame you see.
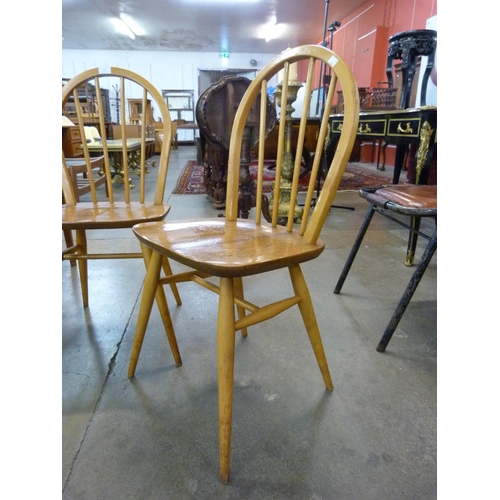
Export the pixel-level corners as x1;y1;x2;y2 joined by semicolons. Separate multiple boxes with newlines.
62;67;180;309
127;45;360;483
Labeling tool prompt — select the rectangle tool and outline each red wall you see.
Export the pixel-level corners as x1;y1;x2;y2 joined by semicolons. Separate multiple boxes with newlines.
301;0;437;167
304;0;436;87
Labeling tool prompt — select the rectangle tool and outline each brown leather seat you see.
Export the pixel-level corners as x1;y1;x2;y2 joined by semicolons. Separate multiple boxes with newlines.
375;185;437;209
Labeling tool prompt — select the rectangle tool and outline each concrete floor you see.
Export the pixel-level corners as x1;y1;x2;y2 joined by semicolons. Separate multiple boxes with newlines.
62;145;437;499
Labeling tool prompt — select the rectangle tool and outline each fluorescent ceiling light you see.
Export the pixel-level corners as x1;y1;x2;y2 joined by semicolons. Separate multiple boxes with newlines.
110;14;145;40
110;17;135;39
120;13;145;36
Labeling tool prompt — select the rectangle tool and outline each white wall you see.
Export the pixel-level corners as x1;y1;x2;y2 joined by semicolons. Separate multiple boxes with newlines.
62;49;279;93
62;49;278;139
416;15;437;107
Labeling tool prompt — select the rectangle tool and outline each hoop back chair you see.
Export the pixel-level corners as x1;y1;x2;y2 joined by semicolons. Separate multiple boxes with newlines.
334;184;437;352
62;68;180;310
127;45;360;483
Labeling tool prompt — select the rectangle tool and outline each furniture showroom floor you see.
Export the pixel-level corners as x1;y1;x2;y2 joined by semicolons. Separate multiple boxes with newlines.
62;145;437;499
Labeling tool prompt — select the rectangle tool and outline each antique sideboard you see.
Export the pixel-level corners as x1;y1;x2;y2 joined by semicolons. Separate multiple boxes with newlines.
327;106;437;185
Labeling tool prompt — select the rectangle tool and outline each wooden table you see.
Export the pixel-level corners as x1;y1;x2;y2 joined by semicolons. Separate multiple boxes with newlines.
327;106;437;184
86;138;155;184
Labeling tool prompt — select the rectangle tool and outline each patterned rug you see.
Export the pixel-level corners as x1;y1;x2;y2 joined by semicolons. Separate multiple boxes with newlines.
172;160;390;194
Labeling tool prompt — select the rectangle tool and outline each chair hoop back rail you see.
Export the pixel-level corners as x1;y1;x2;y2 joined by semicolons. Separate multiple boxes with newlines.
127;45;360;483
62;67;180;308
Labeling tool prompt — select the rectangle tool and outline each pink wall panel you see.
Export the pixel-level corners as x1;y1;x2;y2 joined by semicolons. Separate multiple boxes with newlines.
352;28;376;87
314;0;438;167
314;0;437;94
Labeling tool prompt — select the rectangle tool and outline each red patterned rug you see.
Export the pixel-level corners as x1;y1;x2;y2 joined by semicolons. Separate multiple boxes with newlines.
172;160;390;194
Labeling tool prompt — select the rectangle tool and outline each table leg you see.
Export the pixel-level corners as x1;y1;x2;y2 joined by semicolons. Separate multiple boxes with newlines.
109;152;134;188
393;145;407;184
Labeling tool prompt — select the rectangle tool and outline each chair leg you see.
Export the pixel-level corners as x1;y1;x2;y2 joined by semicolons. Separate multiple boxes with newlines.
233;277;248;337
63;230;76;267
289;265;333;391
161;257;182;306
128;250;163;377
139;244;182;367
404;216;421;267
217;277;236;484
376;229;437;353
75;229;89;307
333;204;376;295
155;281;182;367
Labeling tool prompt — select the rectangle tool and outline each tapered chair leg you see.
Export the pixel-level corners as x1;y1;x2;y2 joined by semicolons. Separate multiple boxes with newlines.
63;230;76;267
289;265;333;391
128;250;164;377
334;205;376;295
155;284;182;367
75;229;89;307
139;244;182;367
234;277;248;337
217;277;236;484
376;229;437;352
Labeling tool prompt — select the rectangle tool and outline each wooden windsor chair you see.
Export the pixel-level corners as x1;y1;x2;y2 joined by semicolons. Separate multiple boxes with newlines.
62;67;181;325
127;45;360;483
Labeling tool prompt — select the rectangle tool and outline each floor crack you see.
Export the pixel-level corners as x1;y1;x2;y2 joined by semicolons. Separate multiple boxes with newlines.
62;290;142;494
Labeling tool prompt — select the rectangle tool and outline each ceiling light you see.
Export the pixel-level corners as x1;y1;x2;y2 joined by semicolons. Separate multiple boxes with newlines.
119;13;145;36
259;18;284;42
110;13;144;40
110;17;136;40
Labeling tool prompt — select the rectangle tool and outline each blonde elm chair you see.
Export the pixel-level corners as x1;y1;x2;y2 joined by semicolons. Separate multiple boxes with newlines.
127;45;360;483
62;68;181;337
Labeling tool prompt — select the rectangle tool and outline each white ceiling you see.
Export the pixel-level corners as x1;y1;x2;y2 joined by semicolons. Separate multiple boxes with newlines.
62;0;368;54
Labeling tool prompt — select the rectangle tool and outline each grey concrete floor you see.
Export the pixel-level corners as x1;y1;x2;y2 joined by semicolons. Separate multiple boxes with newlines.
62;146;437;499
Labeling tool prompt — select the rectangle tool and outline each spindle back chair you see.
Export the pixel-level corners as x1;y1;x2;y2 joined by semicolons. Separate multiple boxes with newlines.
62;67;179;308
127;45;360;483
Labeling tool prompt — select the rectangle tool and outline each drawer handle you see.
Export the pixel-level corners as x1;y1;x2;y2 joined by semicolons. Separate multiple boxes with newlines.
397;122;413;134
358;124;371;133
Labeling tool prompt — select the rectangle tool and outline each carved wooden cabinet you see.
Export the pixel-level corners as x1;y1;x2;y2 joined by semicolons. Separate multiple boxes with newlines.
196;75;276;216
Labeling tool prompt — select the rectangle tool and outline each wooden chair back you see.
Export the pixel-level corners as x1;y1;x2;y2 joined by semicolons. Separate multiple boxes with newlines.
225;45;360;243
62;67;173;206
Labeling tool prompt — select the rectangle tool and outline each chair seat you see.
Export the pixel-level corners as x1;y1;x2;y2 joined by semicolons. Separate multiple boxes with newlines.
336;183;437;351
133;218;325;278
370;185;437;209
63;202;171;230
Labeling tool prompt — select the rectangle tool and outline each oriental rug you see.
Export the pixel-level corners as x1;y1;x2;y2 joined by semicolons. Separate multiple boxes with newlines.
172;160;390;195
